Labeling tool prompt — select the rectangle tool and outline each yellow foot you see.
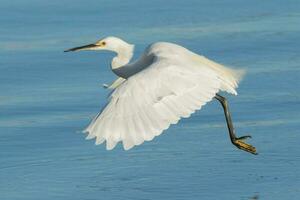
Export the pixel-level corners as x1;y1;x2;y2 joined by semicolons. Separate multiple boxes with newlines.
233;137;258;155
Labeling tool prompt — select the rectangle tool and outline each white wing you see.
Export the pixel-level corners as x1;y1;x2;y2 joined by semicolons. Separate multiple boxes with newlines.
84;44;243;150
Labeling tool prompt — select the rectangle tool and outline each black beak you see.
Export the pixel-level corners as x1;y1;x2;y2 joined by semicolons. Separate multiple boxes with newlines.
64;43;99;52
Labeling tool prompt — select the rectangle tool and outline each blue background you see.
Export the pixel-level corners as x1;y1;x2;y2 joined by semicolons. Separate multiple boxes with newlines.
1;0;299;199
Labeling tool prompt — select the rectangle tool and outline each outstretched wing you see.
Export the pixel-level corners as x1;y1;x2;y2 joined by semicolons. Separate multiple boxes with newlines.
84;52;242;150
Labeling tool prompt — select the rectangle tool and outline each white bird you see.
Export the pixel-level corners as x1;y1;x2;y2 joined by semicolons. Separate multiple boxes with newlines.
65;36;257;154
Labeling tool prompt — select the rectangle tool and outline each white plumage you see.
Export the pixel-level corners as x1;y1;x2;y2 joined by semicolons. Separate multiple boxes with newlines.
65;37;244;151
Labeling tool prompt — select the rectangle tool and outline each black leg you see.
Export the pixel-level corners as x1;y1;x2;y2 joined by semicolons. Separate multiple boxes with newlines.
214;94;257;155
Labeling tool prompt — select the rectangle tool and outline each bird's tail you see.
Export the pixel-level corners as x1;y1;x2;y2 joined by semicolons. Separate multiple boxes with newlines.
218;66;245;95
194;54;245;95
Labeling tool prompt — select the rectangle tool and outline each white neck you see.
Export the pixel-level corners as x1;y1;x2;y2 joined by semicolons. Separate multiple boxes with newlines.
111;44;134;70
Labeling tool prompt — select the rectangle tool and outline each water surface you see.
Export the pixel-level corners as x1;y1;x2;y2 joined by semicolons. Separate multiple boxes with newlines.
1;0;300;199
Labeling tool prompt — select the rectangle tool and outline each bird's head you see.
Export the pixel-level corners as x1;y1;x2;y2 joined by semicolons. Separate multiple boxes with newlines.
64;36;133;53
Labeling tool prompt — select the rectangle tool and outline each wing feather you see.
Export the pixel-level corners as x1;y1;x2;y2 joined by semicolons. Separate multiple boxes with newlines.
84;45;242;150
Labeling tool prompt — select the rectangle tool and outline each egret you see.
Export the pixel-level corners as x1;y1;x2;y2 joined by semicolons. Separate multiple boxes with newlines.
65;36;257;155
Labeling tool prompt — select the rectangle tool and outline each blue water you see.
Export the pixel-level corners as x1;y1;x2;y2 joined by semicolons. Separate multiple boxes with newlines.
1;0;300;199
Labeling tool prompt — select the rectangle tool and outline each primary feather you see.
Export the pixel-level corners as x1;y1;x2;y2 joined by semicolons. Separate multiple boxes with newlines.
83;42;243;150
